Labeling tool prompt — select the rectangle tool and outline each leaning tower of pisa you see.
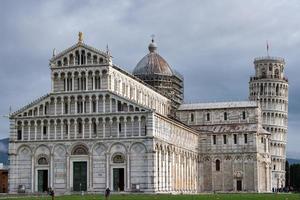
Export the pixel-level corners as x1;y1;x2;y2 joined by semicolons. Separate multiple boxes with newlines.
249;56;288;190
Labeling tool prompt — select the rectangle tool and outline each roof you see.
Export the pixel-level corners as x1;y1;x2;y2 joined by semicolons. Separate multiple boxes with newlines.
195;123;269;134
178;101;258;110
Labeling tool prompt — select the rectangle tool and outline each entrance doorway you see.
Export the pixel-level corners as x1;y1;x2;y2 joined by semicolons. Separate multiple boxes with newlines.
73;161;87;191
237;180;242;191
113;168;124;191
37;170;48;192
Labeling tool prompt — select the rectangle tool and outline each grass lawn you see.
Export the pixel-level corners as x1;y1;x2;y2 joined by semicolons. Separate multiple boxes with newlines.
0;193;299;200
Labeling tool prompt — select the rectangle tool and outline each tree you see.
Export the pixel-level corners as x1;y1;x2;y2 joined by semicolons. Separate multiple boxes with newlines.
290;164;300;192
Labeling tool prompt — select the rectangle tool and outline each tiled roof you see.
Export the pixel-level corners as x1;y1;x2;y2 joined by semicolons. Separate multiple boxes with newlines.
178;101;258;110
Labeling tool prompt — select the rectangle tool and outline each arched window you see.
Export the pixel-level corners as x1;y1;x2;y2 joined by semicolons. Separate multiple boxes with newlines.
78;122;82;134
38;157;48;165
216;159;220;171
275;69;279;78
260;84;264;95
93;122;97;135
276;85;279;96
224;112;228;120
206;113;210;121
191;113;194;122
72;145;88;155
112;154;125;163
242;111;246;120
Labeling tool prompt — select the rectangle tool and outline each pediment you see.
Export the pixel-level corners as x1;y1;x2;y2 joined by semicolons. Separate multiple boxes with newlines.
50;42;111;67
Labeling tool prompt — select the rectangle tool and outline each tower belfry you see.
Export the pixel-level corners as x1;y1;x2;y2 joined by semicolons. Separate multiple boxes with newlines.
249;54;288;190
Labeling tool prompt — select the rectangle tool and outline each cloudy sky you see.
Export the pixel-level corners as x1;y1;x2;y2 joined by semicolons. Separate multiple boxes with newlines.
0;0;299;157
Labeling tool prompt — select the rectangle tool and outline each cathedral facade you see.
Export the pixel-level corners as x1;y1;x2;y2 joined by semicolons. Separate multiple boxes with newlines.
8;33;288;194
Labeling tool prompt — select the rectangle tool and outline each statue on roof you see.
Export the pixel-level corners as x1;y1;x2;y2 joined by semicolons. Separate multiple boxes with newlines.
78;32;83;43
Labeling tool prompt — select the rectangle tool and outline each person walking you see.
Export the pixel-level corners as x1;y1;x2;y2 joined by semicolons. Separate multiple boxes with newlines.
104;187;111;200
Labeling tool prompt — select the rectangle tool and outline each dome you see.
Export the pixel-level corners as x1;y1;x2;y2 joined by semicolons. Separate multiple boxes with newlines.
133;40;174;76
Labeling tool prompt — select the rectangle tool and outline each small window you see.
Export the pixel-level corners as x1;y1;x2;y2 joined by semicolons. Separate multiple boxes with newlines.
64;103;68;114
78;122;82;134
244;134;248;144
206;113;210;121
119;123;122;132
273;165;276;170
269;64;272;71
92;101;97;113
223;135;227;144
93;122;97;134
234;134;237;144
261;137;264;143
216;159;220;171
242;111;246;120
191;113;194;122
213;135;216;145
65;124;68;135
43;126;47;135
17;130;22;140
224;112;228;120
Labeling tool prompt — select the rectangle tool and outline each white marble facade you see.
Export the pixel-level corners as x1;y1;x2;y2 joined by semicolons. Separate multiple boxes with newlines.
8;34;282;194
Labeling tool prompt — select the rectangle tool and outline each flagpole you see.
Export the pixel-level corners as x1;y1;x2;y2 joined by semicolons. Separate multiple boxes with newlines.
266;40;269;57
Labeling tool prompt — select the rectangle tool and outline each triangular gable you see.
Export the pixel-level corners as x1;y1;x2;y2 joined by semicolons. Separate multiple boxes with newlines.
10;94;50;117
10;90;152;118
50;42;111;63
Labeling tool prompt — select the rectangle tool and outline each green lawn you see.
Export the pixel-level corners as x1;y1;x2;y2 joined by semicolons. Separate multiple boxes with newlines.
0;194;299;200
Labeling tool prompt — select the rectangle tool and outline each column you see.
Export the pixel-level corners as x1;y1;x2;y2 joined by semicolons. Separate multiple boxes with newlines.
100;73;103;89
86;75;88;91
97;120;100;138
61;100;64;115
47;123;50;140
106;153;110;188
72;75;75;91
64;78;67;91
110;98;112;112
54;100;57;115
54;122;57;140
166;151;169;191
138;117;141;137
28;123;31;141
92;74;95;90
41;122;44;140
67;120;70;140
74;121;77;139
34;121;37;141
50;153;54;188
75;99;78;114
96;97;99;113
89;97;92;113
127;154;130;191
78;75;81;90
51;75;54;92
89;121;92;139
124;119;127;137
103;96;106;113
83;99;85;114
61;122;63;139
21;124;24;141
117;119;120;138
68;98;71;114
82;121;85;139
103;121;106;138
